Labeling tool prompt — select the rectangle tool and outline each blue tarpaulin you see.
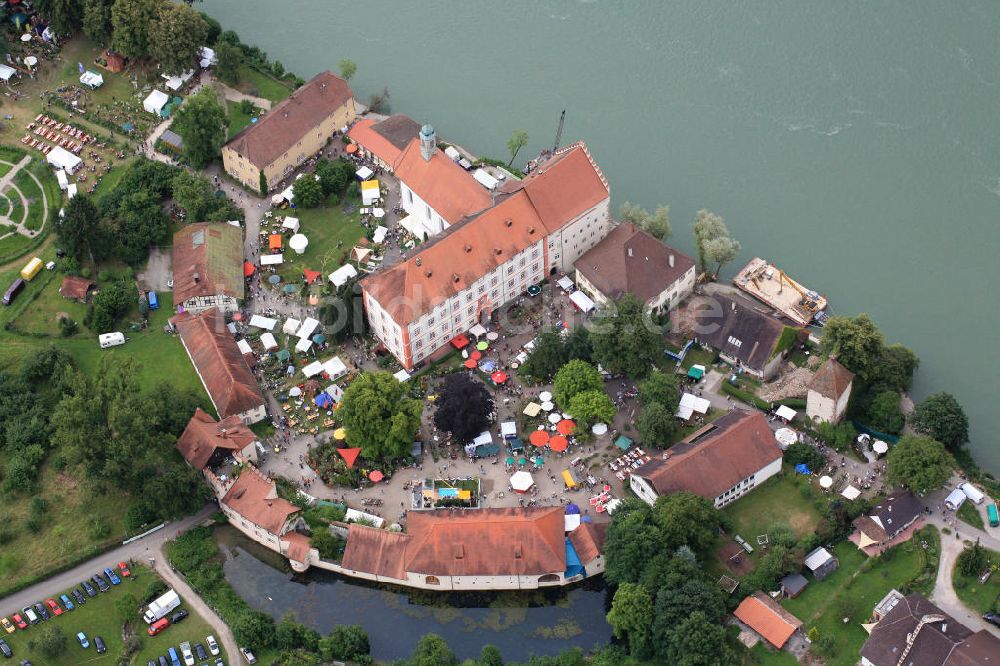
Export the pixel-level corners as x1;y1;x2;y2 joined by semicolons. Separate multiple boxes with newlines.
314;392;333;408
565;503;581;515
794;463;811;475
565;538;584;579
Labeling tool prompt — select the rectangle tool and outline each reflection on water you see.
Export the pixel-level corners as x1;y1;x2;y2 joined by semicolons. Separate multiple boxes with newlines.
216;526;612;661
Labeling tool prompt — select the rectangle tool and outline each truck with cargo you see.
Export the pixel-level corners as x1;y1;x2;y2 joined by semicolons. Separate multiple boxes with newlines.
988;503;999;528
2;278;24;306
143;589;180;624
20;257;42;281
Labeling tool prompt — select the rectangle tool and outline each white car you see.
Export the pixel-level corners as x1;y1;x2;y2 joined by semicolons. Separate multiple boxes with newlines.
206;635;220;656
180;641;195;666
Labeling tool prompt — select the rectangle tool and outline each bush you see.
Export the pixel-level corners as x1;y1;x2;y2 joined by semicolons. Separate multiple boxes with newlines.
142;578;169;604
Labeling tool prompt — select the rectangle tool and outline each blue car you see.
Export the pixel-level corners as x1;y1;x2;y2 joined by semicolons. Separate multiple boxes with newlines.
103;567;121;585
168;646;181;666
77;631;90;649
59;594;75;611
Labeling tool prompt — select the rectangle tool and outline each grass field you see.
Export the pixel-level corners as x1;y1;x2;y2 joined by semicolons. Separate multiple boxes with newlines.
1;565;221;666
782;529;939;666
953;546;1000;614
14;169;45;232
957;501;985;531
226;99;261;140
269;202;366;285
722;472;824;544
748;642;800;666
91;159;133;199
238;64;293;103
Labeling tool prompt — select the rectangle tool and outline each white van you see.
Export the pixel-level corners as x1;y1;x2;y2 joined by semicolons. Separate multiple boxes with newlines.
98;332;126;349
945;487;967;511
960;482;986;505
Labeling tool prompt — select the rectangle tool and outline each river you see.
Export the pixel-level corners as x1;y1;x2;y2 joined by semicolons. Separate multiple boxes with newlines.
197;1;1000;469
216;527;612;662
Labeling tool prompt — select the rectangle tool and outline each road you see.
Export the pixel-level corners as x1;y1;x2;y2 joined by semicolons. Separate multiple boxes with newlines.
0;503;239;663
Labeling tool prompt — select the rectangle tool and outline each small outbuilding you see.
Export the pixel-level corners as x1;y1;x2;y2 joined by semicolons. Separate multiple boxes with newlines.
780;573;809;599
804;546;838;580
806;358;854;424
59;276;95;303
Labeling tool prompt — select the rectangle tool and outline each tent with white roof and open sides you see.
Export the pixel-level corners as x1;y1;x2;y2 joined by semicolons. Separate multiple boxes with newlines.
46;146;82;175
143;89;170;115
0;64;16;83
79;70;104;89
329;264;359;288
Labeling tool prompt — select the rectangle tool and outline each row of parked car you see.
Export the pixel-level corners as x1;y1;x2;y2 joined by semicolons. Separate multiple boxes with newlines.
148;635;224;666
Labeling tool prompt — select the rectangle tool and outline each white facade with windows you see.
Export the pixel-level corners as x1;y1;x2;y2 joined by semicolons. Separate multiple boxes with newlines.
545;199;612;274
400;181;450;237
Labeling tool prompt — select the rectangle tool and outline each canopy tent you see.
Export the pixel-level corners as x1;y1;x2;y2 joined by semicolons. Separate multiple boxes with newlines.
302;360;324;378
450;333;470;349
269;234;283;250
289;234;309;255
315;392;333;409
569;290;595;313
281;217;300;232
236;338;252;355
199;46;217;68
0;64;16;82
79;70;104;89
361;179;380;205
372;226;388;244
248;314;277;330
393;369;411;382
260;332;278;350
473;168;499;190
276;350;291;362
510;471;534;493
564;538;584;578
67;184;78;200
676;392;711;420
295;317;320;339
500;421;517;438
774;427;798;450
775;405;797;422
397;214;428;240
463;358;477;369
351;246;372;264
295;337;313;353
508;438;524;452
841;485;862;501
143;89;170;115
564;514;582;532
687;364;706;380
260;253;283;266
326;384;344;403
282;320;301;337
337;447;361;468
55;169;68;190
556;276;575;292
162;70;194;91
303;269;321;284
523;402;542;417
614;435;634;451
355;166;374;180
322;356;348;380
46;146;82;175
469;323;488;338
328;264;359;288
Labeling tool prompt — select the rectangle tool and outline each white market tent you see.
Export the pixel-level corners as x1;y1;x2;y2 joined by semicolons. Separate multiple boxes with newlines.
295;317;320;340
328;264;358;288
323;356;348;380
774;427;798;450
66;184;77;200
569;290;595;313
393;369;411;382
0;64;16;82
361;179;380;205
355;166;374;181
283;318;301;335
444;145;461;161
199;46;217;68
302;360;324;378
295;337;313;353
500;421;517;438
372;226;388;244
162;70;194;91
776;405;797;422
281;217;300;233
676;392;711;420
79;70;104;89
564;514;581;532
473;168;499;190
326;384;344;403
945;487;967;511
46;146;82;175
397;214;428;240
260;332;278;350
469;323;487;338
248;314;277;330
55;169;68;190
510;471;534;493
557;276;575;292
345;508;384;528
236;339;252;355
260;254;283;266
841;485;862;501
143;89;170;115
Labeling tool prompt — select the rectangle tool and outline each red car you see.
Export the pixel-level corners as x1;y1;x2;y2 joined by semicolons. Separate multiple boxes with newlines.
118;561;131;577
10;615;27;630
44;598;64;616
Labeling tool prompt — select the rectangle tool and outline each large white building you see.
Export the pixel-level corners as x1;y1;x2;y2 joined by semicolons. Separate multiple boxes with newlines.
629;411;784;508
362;143;612;369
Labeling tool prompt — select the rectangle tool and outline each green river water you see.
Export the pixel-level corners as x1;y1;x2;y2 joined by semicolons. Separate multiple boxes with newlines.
201;0;1000;472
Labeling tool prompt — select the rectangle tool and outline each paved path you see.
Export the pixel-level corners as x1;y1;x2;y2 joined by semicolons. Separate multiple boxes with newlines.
212;77;272;111
0;504;239;661
0;155;49;238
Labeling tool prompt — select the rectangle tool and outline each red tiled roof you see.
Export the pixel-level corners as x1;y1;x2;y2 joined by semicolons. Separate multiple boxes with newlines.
809;358;854;399
172;223;244;305
340;525;409;579
282;531;312;564
568;522;607;565
634;411;783;500
58;276;94;301
221;466;299;534
733;591;802;648
172;309;265;419
393;137;492;225
347;114;420;166
176;407;256;470
225;71;353;169
575;223;695;302
518;142;610;233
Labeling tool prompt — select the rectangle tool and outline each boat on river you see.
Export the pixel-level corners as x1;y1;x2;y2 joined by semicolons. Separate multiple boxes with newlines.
733;257;828;326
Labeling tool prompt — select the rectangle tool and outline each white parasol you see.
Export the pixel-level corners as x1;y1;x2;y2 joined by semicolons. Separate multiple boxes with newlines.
873;440;889;455
591;423;609;436
510;470;534;493
548;412;562;424
539;391;553;402
774;427;797;450
540;401;554;411
819;475;833;489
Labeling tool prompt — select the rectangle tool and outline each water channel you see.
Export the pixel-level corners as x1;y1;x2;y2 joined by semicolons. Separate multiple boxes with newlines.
217;527;612;661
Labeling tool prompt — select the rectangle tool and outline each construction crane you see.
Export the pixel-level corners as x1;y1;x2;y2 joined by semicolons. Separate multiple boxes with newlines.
552;110;565;152
779;270;820;312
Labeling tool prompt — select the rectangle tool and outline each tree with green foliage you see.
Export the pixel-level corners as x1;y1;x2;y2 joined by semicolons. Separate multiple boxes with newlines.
652;492;722;555
173;88;228;169
638;371;680;409
150;2;207;74
668;610;736;666
620;202;671;240
636;401;676;447
867;390;904;434
553;359;604;407
909;392;969;452
814;421;856;451
104;190;171;265
519;328;567;382
318;625;370;663
56;194;102;263
199;11;222;45
82;0;114;44
316;158;356;197
743;543;802;592
819;314;884;383
607;582;654;659
111;0;163;60
338;372;422;459
409;633;459;666
338;58;357;81
692;209;740;277
36;0;83;34
651;579;726;658
86;279;134;332
568;389;616;428
563;325;593;363
957;540;989;578
275;613;320;652
172;170;218;221
507;130;529;167
37;623;67;658
784;441;826;471
293;175;323;208
258;170;268;197
215;39;243;86
702;235;741;279
115;592;140;622
310;527;341;560
875;343;919;391
886;435;953;493
602;503;666;585
233;610;276;650
477;645;504;666
591;294;661;378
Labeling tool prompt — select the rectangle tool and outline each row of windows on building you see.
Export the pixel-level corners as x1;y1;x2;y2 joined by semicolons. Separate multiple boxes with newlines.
717;474;756;503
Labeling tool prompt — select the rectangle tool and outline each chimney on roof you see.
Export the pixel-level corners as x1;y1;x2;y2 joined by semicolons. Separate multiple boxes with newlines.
193;273;200;284
452;273;460;283
669;254;675;268
494;248;502;256
505;218;513;228
425;269;433;278
527;226;535;234
419;124;436;162
415;257;421;266
464;244;472;253
627;247;633;257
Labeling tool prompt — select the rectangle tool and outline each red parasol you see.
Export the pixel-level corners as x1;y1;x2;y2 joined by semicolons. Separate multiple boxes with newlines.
369;470;384;483
345;143;358;154
243;261;256;277
548;435;568;452
491;370;508;384
302;269;321;284
336;447;361;468
529;430;550;447
470;350;482;361
463;358;477;369
231;312;242;321
556;419;576;435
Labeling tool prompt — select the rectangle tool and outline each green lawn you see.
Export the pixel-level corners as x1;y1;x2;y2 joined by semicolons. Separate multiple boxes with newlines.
238;64;293;103
957;502;985;531
269;202;366;286
748;642;800;666
226;99;261;140
91;159;133;199
14;168;46;232
0;162;12;179
1;565;223;666
953;546;1000;614
721;472;823;544
782;528;939;666
681;346;716;371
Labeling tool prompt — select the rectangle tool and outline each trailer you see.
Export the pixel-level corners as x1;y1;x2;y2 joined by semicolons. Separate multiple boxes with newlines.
3;278;24;305
960;482;985;505
143;589;180;624
988;504;999;528
98;332;126;349
20;257;42;281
